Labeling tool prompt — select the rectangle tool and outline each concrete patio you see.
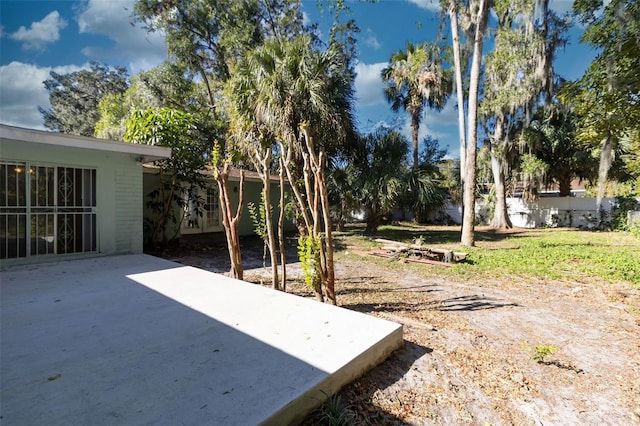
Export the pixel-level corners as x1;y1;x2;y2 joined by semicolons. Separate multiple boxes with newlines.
0;254;402;425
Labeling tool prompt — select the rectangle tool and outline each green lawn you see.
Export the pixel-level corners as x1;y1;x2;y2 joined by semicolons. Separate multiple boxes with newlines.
334;223;640;288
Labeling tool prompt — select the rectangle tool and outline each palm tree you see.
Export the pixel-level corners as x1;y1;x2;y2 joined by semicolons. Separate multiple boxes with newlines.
346;129;409;234
382;42;452;169
226;34;355;304
522;103;594;197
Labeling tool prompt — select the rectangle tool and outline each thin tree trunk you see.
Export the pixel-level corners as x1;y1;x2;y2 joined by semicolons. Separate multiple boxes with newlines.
301;152;324;302
302;127;336;304
449;0;467;183
255;148;279;290
461;0;490;247
596;133;613;224
317;149;336;305
278;140;311;230
412;112;420;169
216;164;244;280
278;157;287;292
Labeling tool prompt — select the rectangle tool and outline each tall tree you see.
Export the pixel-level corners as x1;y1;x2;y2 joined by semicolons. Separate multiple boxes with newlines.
133;0;305;117
40;61;128;136
382;42;452;169
567;0;640;217
460;0;491;247
480;0;568;229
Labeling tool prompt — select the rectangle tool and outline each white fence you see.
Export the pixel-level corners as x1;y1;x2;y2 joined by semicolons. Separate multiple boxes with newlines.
442;197;623;229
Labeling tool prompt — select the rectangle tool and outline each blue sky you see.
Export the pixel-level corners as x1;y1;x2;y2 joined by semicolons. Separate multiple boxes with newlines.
1;0;597;159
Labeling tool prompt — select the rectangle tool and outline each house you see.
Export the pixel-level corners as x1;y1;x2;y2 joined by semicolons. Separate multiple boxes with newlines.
0;124;170;265
142;164;295;243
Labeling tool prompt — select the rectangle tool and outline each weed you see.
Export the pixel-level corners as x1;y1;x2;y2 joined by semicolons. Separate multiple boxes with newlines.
526;344;557;363
314;393;356;426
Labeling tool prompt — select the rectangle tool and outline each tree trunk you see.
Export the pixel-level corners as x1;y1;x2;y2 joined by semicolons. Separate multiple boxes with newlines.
449;0;467;183
558;173;572;197
596;133;613;224
461;0;490;247
489;116;512;229
278;140;311;230
489;144;512;229
365;216;379;234
263;177;280;290
255;148;279;290
412;112;420;169
215;164;244;280
301;126;336;304
317;150;336;305
278;158;287;292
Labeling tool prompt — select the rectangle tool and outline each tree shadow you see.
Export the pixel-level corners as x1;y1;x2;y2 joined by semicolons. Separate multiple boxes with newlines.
336;223;531;246
437;294;519;311
336;279;441;297
345;300;440;314
540;360;585;374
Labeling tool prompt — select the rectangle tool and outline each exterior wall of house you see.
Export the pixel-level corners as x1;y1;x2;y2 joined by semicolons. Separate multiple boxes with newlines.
232;178;286;237
1;138;144;264
141;171;295;243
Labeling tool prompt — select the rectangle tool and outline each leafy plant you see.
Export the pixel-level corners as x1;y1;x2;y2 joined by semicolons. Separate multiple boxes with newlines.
248;193;271;268
125;107;208;244
298;231;322;290
527;344;557;363
608;196;640;231
314;393;356;426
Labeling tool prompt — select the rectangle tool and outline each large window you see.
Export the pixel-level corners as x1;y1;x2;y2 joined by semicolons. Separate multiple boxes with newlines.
1;162;97;260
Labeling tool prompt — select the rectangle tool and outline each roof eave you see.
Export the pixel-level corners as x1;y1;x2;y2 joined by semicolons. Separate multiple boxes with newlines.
0;124;171;163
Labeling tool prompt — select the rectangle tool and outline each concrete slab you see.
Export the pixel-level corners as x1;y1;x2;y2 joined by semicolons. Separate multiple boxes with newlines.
1;255;402;425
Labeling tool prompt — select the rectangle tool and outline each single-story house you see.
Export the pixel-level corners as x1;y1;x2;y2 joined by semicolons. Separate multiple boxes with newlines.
142;164;295;243
0;124;170;266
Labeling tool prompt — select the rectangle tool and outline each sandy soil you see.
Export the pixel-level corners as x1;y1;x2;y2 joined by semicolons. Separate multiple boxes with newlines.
167;240;640;425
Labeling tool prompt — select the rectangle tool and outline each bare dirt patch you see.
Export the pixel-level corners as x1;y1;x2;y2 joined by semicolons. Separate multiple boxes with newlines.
160;235;640;425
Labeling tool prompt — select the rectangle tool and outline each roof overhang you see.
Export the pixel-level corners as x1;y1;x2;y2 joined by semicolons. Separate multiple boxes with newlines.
0;124;171;163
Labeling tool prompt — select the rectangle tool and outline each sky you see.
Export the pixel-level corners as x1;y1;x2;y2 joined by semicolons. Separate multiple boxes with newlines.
0;0;598;159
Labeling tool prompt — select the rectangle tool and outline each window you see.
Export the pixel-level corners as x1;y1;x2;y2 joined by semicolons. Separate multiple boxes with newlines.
0;162;97;260
181;185;221;234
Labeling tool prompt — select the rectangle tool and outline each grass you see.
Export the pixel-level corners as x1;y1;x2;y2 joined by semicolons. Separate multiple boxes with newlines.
335;223;640;288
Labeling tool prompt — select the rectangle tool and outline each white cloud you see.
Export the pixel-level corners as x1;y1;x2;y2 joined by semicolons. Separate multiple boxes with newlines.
406;0;441;12
302;11;311;27
363;28;381;50
10;11;67;51
76;0;167;73
0;62;86;130
354;62;387;107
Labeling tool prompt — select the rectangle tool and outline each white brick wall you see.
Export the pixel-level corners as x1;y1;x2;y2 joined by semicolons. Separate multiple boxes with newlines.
114;165;143;253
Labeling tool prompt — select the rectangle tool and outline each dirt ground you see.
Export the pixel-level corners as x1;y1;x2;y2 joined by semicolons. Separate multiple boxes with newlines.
165;235;640;425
